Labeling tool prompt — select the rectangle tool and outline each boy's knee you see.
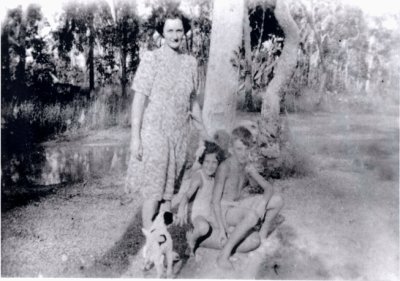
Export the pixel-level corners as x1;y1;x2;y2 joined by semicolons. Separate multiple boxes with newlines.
194;218;210;234
270;194;284;210
249;233;261;246
246;210;260;225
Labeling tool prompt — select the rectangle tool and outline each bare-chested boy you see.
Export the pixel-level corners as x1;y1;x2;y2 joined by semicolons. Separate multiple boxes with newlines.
213;126;284;269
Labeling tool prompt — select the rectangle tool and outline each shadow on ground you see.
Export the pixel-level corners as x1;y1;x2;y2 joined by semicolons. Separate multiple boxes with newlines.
82;206;191;278
82;208;144;277
1;183;68;212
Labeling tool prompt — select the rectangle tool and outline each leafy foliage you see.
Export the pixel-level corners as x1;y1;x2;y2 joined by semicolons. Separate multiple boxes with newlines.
1;0;399;187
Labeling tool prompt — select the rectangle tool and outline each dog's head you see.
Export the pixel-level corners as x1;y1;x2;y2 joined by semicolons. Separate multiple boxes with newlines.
142;211;174;249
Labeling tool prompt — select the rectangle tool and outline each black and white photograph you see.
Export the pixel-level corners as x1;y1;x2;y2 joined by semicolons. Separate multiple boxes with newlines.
1;0;399;279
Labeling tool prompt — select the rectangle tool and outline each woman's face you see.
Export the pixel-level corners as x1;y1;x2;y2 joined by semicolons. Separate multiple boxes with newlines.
163;18;184;50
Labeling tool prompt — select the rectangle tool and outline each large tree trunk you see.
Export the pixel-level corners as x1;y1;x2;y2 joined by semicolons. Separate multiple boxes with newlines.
261;0;299;126
202;0;245;136
256;0;299;159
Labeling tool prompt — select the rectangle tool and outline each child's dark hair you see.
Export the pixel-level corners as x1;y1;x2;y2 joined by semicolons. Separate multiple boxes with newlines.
198;141;225;165
231;126;255;148
154;7;191;36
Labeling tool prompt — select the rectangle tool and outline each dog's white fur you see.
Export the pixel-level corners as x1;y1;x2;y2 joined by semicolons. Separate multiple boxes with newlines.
142;212;174;278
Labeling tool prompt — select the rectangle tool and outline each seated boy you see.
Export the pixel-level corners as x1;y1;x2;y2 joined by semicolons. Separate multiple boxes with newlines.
175;141;261;256
213;126;284;269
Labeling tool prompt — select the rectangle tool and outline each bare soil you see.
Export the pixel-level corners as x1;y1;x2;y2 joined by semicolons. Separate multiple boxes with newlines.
1;108;398;280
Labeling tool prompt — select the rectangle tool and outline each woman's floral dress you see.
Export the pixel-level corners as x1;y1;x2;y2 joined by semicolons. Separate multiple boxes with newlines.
125;46;198;201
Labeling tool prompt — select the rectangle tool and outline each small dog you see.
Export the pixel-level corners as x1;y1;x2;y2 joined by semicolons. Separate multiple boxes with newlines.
142;211;175;278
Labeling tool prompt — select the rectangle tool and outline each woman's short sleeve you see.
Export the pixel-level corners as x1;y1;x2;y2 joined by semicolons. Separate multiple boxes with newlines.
131;51;155;97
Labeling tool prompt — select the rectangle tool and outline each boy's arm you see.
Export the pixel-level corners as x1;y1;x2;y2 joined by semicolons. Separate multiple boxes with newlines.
212;162;229;237
176;173;202;226
245;163;274;203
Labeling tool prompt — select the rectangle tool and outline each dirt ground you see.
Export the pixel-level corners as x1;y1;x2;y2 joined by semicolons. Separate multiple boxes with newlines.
1;107;399;279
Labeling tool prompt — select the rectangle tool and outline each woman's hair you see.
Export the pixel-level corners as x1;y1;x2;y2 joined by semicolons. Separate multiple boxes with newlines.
198;141;225;165
155;7;191;36
231;126;255;148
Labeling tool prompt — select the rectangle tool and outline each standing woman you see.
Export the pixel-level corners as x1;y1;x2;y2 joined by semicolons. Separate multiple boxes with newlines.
125;9;203;230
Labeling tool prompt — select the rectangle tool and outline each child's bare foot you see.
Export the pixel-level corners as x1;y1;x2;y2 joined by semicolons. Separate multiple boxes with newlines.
217;254;234;270
268;214;285;235
185;230;196;257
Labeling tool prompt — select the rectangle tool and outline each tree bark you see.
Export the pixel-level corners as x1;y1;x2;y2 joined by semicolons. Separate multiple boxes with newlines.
261;0;299;126
202;0;245;136
257;7;266;52
364;35;375;93
1;25;10;92
243;1;255;112
298;0;328;97
121;46;127;98
114;1;126;100
16;14;27;86
120;9;128;101
88;14;95;92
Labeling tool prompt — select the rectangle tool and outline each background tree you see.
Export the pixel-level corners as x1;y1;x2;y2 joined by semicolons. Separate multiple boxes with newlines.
53;0;113;92
187;0;212;103
3;6;28;100
243;0;255;111
1;0;398;137
1;12;12;99
24;4;56;96
260;0;299;121
114;0;140;101
202;0;245;135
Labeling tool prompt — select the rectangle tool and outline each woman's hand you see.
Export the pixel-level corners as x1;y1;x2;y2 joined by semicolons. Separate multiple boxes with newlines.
132;137;143;161
189;110;211;141
160;200;171;213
